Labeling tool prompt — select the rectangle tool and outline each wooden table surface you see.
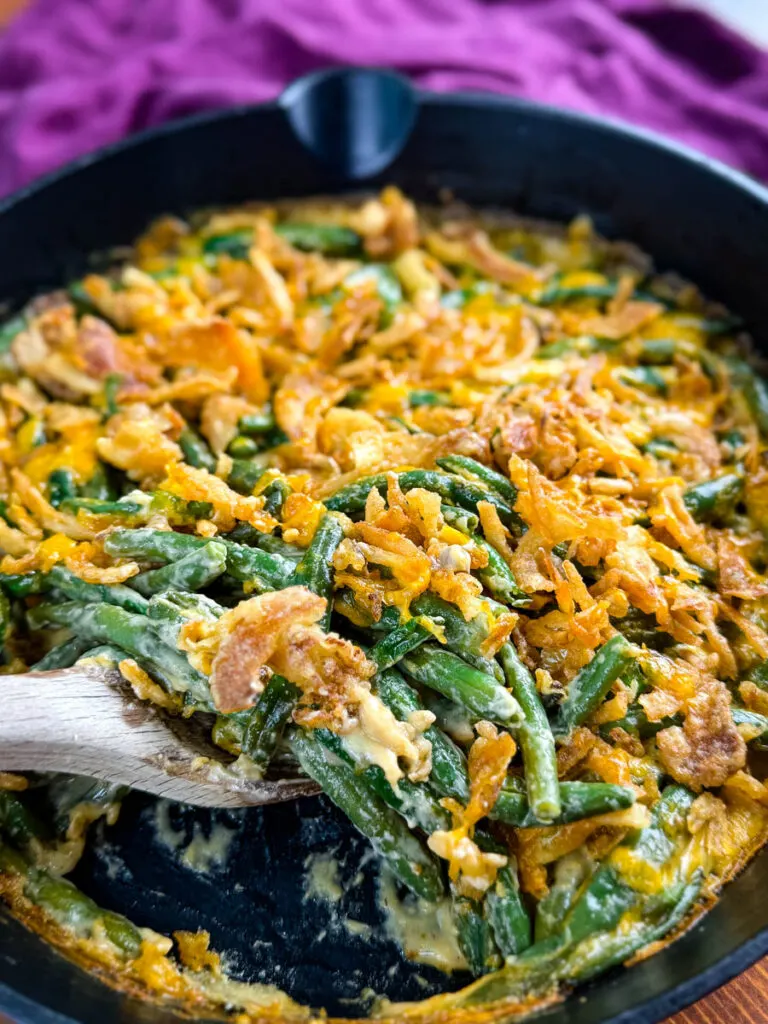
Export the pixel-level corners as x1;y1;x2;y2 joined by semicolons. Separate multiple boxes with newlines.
0;0;765;1021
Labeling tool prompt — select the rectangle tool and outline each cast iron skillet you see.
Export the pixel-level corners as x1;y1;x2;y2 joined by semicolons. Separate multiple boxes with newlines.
0;67;767;1024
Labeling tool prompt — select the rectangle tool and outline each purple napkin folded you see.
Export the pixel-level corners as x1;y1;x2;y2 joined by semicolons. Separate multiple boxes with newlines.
0;0;766;197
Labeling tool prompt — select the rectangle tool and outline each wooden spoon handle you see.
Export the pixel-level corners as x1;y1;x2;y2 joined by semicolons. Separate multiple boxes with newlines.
0;667;319;807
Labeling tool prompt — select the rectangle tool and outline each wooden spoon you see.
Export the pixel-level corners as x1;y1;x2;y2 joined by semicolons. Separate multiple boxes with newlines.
0;666;320;807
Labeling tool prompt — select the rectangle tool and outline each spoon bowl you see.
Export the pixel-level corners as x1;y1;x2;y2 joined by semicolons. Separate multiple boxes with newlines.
0;666;320;807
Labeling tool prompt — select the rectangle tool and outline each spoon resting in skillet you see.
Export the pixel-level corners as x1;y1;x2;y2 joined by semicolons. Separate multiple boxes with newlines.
0;666;320;807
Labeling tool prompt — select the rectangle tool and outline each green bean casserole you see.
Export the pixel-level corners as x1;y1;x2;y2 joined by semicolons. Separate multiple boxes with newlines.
0;188;766;1021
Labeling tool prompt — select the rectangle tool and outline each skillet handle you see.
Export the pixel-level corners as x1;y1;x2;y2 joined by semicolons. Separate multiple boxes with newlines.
279;67;418;180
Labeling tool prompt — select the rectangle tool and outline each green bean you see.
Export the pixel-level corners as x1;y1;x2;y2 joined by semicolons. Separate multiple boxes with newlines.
484;873;531;960
720;428;746;459
290;512;344;630
263;478;290;516
0;314;25;352
410;593;505;682
212;711;249;755
179;426;217;472
47;469;77;508
103;373;122;418
732;707;768;747
551;635;634;739
498;643;560;822
374;668;470;803
702;315;743;335
315;728;450;835
534;850;591;943
225;522;268;547
612;606;675;649
25;869;142;958
340;598;401;633
641;438;677;460
227;435;260;459
345;264;402;324
409;390;451;408
77;645;126;664
68;281;106;321
492;780;635;828
2;564;147;612
473;538;530;607
564;786;694;946
634;338;678;364
104;528;293;592
538;281;670;307
221;540;296;589
536;337;617;360
252;533;303;562
202;230;252;259
453;894;500;975
128;541;227;597
549;788;690;960
242;676;300;773
340;387;366;408
0;792;50;848
619;366;668;395
682;473;744;523
79;463;117;501
440;504;479;535
0;572;45;597
31;636;94;670
391;416;423;435
0;586;9;651
47;564;149;614
750;658;768;688
441;871;701;1007
558;874;703;985
18;416;45;447
276;223;362;256
539;283;619;304
44;777;127;836
436;455;518;508
227;458;265;495
599;704;681;740
147;589;223;626
27;602;210;707
370;619;432;671
61;496;142;516
440;282;495;309
326;468;524;533
239;410;276;435
480;839;531;959
727;357;768;436
401;645;522;726
290;729;444;902
566;863;637;946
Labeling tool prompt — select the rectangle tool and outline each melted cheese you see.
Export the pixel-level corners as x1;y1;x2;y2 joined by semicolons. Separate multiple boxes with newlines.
377;869;466;973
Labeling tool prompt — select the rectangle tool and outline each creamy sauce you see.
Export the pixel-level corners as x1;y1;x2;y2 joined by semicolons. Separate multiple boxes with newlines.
344;686;433;788
191;970;308;1018
344;918;373;939
303;851;344;904
153;801;237;873
377;869;466;973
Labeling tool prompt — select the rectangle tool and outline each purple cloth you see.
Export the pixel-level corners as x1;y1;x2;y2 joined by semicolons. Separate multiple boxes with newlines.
0;0;767;197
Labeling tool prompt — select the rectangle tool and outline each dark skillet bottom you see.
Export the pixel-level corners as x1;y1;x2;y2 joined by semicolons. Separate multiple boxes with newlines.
0;792;765;1023
71;793;468;1016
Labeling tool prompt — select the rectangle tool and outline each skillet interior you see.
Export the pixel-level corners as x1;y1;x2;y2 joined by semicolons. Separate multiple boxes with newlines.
1;68;768;1024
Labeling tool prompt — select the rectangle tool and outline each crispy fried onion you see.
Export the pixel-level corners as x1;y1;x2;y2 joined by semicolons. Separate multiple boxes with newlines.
181;586;432;787
657;677;746;791
160;462;277;533
427;722;515;898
